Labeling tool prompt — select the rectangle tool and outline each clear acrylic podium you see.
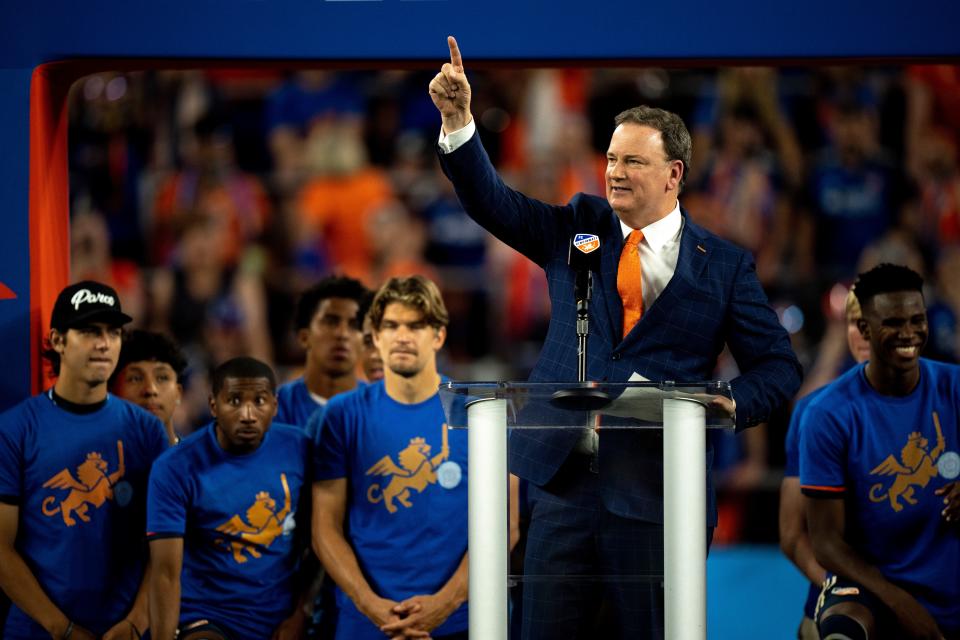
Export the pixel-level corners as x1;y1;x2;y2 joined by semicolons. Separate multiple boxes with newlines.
438;381;735;640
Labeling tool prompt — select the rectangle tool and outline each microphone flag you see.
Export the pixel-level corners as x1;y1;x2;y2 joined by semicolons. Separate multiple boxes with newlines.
573;233;600;254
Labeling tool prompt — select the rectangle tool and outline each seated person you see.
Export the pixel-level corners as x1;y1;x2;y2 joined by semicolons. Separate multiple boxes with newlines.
312;276;468;640
148;357;312;639
779;289;870;640
801;264;960;640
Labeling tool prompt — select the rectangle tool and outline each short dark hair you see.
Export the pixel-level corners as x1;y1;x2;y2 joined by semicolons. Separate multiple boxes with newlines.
368;275;449;331
294;275;369;331
109;330;187;386
614;105;692;191
853;263;924;309
210;357;277;396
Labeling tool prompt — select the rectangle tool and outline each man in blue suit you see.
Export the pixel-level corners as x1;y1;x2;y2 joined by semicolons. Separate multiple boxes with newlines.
430;37;802;639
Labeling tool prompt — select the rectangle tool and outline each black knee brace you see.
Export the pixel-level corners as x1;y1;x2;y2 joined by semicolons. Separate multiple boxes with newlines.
818;614;868;640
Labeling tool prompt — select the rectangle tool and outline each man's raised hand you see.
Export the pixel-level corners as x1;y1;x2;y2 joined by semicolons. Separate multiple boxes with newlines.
429;36;472;134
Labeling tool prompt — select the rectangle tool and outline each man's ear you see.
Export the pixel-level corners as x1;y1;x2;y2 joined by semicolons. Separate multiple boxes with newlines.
208;394;218;418
49;329;66;353
856;318;870;340
667;160;684;191
433;326;447;351
297;328;311;350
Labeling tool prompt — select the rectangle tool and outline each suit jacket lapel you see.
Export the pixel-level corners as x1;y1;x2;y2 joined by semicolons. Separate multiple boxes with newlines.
668;211;710;294
599;217;624;344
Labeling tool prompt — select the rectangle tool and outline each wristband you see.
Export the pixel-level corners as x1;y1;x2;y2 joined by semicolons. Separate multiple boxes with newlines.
62;621;74;639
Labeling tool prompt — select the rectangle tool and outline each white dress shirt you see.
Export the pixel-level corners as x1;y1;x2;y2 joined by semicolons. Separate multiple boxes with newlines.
619;204;683;314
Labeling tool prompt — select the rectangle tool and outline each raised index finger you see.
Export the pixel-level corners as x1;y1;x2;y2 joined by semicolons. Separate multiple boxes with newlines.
447;36;463;72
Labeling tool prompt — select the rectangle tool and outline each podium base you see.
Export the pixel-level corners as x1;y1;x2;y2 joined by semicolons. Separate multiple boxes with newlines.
550;388;611;411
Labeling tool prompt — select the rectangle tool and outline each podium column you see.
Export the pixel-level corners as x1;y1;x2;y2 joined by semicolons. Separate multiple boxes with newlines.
466;398;509;640
663;397;707;639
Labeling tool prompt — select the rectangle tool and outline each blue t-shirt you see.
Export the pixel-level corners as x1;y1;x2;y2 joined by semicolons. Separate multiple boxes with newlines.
313;380;468;639
799;360;960;632
0;392;168;638
783;386;827;619
277;377;366;429
276;378;324;428
147;422;310;639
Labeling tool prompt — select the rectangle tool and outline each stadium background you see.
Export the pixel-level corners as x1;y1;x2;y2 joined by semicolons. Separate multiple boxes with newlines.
1;3;958;635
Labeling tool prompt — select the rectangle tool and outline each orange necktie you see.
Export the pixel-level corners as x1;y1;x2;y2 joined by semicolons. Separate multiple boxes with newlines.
617;230;644;338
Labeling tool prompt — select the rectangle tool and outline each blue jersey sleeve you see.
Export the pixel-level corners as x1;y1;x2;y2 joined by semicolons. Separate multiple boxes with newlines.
0;406;24;503
313;402;348;481
784;390;820;478
784;411;802;478
799;401;848;498
147;452;191;538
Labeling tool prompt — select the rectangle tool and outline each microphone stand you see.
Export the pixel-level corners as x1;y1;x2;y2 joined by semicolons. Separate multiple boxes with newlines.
551;263;611;411
575;268;591;382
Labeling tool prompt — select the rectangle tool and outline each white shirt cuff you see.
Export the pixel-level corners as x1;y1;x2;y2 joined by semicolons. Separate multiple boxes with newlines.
437;119;476;154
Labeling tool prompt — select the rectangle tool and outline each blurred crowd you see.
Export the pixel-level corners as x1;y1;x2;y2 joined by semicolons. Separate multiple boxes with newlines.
65;64;960;511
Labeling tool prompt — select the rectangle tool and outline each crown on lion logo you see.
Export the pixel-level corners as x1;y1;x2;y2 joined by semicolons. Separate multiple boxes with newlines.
255;491;272;501
409;437;426;445
908;432;925;443
86;452;103;461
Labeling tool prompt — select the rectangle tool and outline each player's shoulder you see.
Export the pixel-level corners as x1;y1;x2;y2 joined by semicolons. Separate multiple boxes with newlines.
269;421;311;446
276;377;304;398
921;357;960;381
794;385;828;415
802;366;866;429
108;395;169;443
328;381;379;413
110;394;159;423
155;423;211;467
0;393;48;429
814;365;864;402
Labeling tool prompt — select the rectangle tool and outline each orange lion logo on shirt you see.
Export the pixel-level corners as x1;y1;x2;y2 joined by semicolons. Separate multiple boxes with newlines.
868;412;946;512
41;441;126;526
215;473;292;563
366;425;450;514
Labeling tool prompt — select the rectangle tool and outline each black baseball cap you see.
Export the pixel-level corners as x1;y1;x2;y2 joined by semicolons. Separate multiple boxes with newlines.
50;280;133;331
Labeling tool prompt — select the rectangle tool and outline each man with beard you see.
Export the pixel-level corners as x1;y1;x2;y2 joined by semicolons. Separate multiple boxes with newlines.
312;276;468;640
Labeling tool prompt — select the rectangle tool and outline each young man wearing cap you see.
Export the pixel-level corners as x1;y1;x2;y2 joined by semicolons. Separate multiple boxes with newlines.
111;330;188;445
0;281;169;639
312;276;468;640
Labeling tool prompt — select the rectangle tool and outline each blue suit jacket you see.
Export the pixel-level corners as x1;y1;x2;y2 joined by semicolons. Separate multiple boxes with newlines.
438;133;802;524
